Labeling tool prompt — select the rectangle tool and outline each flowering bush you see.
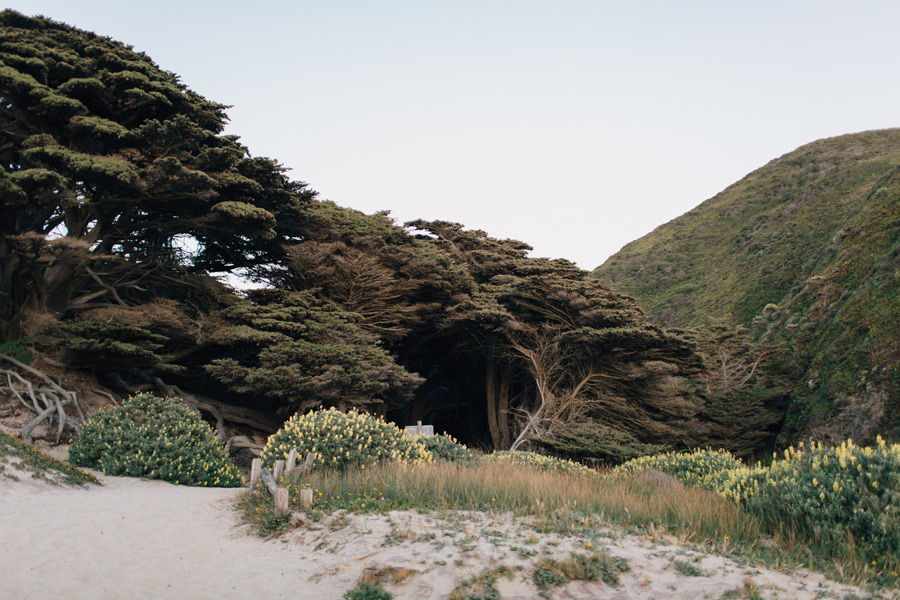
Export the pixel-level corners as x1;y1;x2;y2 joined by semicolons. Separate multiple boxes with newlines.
69;393;244;487
262;407;431;471
421;433;478;463
721;437;900;561
484;450;595;476
613;448;744;491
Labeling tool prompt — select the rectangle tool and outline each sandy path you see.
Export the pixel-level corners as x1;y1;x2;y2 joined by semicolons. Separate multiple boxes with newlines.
0;473;890;600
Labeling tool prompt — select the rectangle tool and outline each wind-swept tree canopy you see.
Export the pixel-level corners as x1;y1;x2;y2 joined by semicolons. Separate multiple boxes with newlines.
203;289;423;415
0;10;311;340
402;221;703;450
261;203;472;343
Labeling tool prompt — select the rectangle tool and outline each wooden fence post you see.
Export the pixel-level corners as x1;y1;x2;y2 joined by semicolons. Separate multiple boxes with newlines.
249;458;261;490
260;466;290;512
250;449;316;514
274;488;289;512
285;448;298;476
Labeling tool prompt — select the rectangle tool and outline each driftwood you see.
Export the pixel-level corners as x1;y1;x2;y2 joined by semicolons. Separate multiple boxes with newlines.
225;435;263;457
0;353;84;444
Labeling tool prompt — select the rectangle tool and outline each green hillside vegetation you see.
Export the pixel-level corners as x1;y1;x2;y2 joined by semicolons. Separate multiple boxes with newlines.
593;129;900;444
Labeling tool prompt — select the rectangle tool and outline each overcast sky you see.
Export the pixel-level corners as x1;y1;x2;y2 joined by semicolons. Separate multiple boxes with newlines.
10;1;900;269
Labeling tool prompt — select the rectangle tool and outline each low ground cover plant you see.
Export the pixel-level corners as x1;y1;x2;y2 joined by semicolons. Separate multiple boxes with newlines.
722;437;900;577
342;581;392;600
613;448;744;490
0;429;98;485
69;393;243;487
484;450;596;476
421;432;478;463
532;551;630;597
448;565;513;600
261;406;431;471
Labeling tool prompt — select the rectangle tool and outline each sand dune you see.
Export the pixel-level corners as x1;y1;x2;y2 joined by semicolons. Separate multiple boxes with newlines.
0;472;886;599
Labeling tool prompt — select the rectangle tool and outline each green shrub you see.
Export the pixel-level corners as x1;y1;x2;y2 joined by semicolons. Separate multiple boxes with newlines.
421;433;477;463
721;437;900;563
529;422;667;465
613;448;744;490
484;450;595;476
262;406;431;471
69;393;244;487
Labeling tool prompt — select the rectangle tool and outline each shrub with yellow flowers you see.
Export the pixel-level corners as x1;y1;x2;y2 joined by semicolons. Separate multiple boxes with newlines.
69;393;244;487
261;407;431;471
721;437;900;561
422;433;478;463
613;448;744;491
484;450;595;475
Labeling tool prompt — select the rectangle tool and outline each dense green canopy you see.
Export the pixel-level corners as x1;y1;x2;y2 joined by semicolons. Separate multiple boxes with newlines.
0;10;311;339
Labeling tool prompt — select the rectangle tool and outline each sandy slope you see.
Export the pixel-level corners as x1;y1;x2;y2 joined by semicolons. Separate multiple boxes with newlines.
0;472;889;600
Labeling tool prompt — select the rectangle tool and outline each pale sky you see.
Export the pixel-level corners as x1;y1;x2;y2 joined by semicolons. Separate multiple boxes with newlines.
9;1;900;269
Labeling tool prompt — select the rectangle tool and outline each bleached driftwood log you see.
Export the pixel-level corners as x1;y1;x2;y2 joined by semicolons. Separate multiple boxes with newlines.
0;353;85;444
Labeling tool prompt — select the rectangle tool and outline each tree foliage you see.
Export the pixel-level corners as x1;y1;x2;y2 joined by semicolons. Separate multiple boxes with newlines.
687;317;790;457
0;10;311;340
406;220;702;450
203;289;422;415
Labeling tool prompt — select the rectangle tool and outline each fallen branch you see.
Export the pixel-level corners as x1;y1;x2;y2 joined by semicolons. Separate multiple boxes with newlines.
93;388;119;406
0;354;82;443
225;435;263;457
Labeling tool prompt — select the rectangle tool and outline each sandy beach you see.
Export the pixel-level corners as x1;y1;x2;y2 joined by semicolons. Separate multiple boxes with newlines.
0;469;891;600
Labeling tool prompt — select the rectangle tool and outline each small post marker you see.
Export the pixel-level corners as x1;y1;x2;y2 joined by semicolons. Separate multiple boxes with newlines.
359;568;379;585
249;458;261;490
274;488;289;512
285;448;298;476
300;488;313;508
273;459;285;482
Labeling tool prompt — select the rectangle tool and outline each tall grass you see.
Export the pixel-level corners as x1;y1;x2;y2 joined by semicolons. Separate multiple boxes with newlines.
287;461;760;545
279;460;898;587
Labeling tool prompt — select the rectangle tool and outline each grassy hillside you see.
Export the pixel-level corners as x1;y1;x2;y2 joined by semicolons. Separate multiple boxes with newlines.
593;129;900;444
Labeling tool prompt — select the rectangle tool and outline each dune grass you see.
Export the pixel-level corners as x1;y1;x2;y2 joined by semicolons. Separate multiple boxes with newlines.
286;461;759;543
